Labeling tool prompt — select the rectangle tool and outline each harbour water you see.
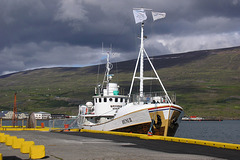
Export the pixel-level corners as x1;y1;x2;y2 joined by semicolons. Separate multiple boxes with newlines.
175;120;240;144
1;119;49;127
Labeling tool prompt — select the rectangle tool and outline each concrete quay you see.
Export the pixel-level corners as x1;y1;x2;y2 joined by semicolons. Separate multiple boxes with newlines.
0;130;239;160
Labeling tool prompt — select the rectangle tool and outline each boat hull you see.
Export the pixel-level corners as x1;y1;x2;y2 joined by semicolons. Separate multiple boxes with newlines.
82;105;183;136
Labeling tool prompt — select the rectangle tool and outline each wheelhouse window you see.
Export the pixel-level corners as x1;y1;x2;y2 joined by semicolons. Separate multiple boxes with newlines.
115;98;118;102
104;98;107;102
99;98;102;103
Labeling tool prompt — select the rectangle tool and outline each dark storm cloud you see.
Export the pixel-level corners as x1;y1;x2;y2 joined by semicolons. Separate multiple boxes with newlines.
0;0;240;75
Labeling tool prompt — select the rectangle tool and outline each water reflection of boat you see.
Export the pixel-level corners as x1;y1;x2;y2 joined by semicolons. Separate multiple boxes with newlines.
77;8;184;136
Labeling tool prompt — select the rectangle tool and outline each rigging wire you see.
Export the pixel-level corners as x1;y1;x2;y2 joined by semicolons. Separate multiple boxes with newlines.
97;64;100;85
149;57;153;94
96;43;104;86
110;44;119;85
115;60;119;84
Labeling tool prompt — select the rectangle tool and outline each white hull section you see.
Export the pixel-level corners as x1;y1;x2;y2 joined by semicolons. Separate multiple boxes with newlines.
83;109;151;131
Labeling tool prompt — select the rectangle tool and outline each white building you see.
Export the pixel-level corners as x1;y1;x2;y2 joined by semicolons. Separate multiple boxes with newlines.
33;111;51;119
0;111;28;119
3;111;13;119
18;113;28;119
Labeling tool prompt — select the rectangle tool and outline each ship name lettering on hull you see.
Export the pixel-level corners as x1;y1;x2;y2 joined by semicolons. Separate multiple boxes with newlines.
122;118;132;124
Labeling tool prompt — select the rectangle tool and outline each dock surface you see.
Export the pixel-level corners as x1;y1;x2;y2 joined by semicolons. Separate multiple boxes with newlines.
1;131;239;160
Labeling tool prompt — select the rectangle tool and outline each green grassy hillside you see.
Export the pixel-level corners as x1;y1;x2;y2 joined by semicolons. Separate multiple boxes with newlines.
0;46;240;119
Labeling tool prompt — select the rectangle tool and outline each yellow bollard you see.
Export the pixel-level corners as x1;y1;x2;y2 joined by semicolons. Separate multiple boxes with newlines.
0;134;10;143
20;141;35;154
12;138;25;149
0;133;5;141
30;145;45;159
5;136;17;146
0;153;2;160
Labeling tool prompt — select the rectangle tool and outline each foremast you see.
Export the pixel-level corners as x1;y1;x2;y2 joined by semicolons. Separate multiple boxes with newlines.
101;50;113;94
129;8;172;104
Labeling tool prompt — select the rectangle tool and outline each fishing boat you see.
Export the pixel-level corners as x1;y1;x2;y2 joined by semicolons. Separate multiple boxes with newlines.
77;8;184;136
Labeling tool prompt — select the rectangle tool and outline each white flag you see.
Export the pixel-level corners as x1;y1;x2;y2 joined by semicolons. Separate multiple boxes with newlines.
152;12;166;21
133;9;147;24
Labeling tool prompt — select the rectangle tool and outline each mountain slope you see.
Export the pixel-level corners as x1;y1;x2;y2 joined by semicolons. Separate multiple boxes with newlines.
0;46;240;118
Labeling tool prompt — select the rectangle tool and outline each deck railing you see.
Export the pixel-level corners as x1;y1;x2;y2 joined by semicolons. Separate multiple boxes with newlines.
129;91;176;104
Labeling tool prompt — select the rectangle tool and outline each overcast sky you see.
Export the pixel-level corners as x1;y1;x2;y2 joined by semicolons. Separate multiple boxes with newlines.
0;0;240;75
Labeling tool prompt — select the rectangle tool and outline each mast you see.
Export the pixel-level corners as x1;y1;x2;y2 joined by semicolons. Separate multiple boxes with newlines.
101;47;113;94
106;50;111;83
129;8;172;104
139;22;144;98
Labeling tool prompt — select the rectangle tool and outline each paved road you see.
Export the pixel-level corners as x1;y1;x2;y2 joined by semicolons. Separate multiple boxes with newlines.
1;131;239;160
